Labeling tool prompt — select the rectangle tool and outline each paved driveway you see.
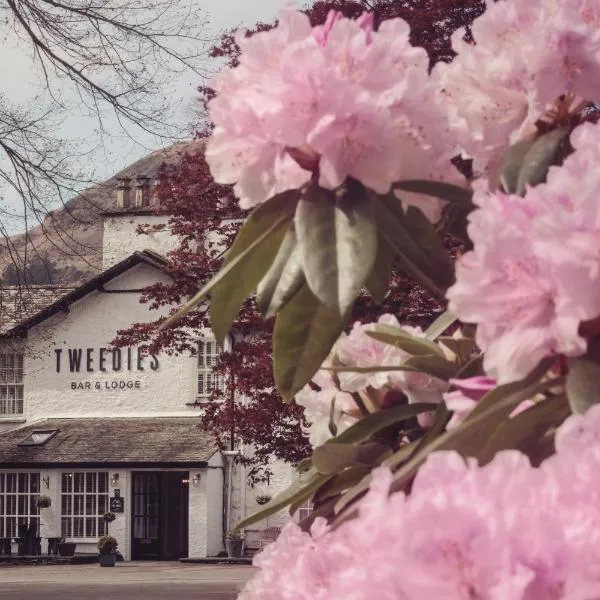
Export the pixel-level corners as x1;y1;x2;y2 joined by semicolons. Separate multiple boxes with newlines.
0;561;255;599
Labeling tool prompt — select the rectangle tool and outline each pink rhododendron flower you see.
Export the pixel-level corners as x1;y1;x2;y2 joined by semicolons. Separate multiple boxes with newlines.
206;8;462;213
435;0;600;184
334;314;447;426
294;364;359;447
444;376;496;429
240;410;600;600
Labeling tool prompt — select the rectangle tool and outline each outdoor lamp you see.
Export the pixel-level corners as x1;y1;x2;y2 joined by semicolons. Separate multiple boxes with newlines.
111;473;119;487
192;473;201;487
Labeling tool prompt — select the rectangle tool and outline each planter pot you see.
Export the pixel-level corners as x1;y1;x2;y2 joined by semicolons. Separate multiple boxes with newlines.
99;553;117;567
57;542;76;557
226;539;244;558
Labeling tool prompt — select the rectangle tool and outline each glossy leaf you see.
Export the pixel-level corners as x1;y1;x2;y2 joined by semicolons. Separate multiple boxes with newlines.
566;337;600;414
235;468;331;530
393;179;474;208
365;236;393;303
499;136;537;194
388;364;560;495
424;311;456;341
366;323;443;357
313;443;358;475
273;283;347;400
479;393;570;465
516;127;570;196
402;354;459;381
256;227;305;319
438;336;475;363
296;181;378;316
334;402;438;444
162;205;293;334
374;194;451;297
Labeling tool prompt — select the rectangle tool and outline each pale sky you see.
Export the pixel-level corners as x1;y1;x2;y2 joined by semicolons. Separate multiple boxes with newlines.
0;0;300;233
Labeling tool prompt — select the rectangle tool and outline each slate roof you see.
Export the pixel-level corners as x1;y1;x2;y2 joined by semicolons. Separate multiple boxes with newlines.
0;249;167;338
0;417;217;467
0;285;75;334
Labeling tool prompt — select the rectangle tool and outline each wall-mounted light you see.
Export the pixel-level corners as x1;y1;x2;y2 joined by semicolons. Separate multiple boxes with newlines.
192;473;201;487
42;476;50;490
111;473;120;487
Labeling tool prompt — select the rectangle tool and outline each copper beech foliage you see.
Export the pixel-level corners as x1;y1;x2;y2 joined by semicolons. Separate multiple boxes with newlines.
114;0;486;482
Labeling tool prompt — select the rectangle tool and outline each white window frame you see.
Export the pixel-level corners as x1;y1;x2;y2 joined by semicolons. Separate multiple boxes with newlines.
0;352;24;416
297;499;313;523
0;472;40;538
60;472;109;540
197;338;224;399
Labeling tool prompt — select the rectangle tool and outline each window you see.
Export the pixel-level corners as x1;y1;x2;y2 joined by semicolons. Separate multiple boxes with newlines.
197;339;223;398
18;429;58;446
61;472;109;538
0;353;24;416
0;472;40;538
297;499;313;523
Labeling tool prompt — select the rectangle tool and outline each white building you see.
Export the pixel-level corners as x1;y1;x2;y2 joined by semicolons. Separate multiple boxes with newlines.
0;176;296;560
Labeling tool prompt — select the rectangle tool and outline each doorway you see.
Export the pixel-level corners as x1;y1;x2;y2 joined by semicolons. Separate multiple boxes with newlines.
131;471;189;560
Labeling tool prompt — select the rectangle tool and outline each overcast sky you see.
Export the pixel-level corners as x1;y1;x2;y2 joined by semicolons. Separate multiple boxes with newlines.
0;0;300;234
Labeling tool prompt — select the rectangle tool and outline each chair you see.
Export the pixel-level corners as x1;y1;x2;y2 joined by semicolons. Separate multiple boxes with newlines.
259;526;281;550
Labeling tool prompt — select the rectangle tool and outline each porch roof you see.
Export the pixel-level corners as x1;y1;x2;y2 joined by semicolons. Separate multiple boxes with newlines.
0;417;217;468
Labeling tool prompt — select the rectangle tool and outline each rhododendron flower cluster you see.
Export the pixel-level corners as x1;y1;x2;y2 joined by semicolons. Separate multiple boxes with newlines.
448;122;600;384
294;314;448;445
205;8;458;214
436;0;600;184
240;405;600;600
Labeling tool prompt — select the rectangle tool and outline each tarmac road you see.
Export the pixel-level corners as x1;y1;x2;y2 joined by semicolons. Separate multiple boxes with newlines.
0;562;254;600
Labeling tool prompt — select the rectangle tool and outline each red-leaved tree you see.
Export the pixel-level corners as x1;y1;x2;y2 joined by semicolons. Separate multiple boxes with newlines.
115;0;487;482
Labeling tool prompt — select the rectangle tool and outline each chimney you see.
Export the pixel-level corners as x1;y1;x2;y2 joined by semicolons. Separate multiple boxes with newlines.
115;178;131;208
134;176;151;208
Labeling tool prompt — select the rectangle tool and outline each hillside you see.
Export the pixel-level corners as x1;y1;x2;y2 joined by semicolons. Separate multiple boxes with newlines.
0;140;203;285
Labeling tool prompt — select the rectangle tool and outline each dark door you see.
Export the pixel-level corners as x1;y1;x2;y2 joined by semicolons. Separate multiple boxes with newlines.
131;472;161;560
131;471;189;560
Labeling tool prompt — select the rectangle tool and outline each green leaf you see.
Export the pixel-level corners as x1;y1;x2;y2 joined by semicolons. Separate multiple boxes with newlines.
393;180;474;208
516;127;570;196
273;283;347;400
374;193;451;297
566;337;600;414
209;191;300;342
454;354;485;379
479;393;570;465
424;311;456;341
235;468;330;530
404;205;455;285
385;361;558;496
161;203;293;334
256;227;305;319
366;323;443;357
334;402;439;444
402;354;459;381
296;181;378;316
438;336;475;363
313;466;372;504
365;236;393;303
499;136;537;194
313;443;358;475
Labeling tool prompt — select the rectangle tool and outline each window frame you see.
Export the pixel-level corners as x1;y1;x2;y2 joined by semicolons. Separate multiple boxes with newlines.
60;471;109;540
0;351;24;417
0;472;40;539
197;337;225;400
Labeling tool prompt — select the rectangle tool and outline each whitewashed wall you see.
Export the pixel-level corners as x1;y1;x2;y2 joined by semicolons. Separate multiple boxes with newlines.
20;264;200;419
102;215;177;269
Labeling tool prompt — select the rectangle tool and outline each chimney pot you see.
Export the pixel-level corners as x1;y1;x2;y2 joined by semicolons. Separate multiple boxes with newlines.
135;176;151;208
116;178;131;208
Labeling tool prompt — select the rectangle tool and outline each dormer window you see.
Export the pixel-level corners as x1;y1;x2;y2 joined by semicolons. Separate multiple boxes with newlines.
0;352;24;416
18;429;58;446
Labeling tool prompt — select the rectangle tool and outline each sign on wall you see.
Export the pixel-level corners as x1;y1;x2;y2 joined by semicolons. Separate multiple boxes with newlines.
110;496;125;513
54;346;160;390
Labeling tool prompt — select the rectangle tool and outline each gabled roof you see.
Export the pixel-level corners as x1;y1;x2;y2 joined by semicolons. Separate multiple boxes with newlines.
0;417;217;467
1;249;167;338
